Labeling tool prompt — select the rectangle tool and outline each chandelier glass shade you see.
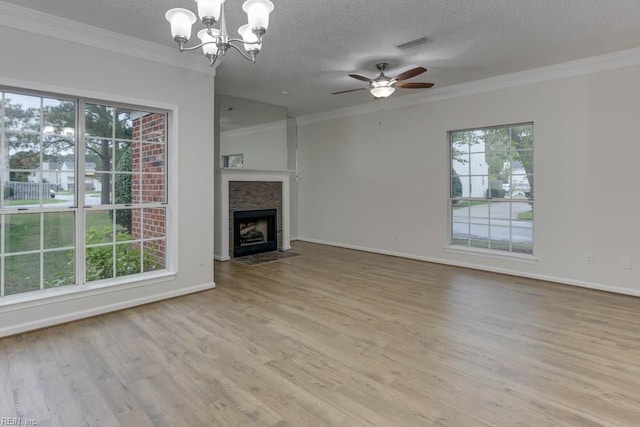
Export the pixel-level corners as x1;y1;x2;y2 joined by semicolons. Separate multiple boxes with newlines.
165;0;274;67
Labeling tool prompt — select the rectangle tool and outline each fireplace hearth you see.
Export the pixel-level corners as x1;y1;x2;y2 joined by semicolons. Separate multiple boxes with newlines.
233;209;277;257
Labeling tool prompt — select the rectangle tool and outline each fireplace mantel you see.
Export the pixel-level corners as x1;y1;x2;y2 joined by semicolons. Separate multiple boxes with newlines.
217;169;294;261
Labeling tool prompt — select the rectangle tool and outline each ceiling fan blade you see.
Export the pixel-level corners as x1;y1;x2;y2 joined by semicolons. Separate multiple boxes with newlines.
332;87;368;95
393;67;427;81
348;74;374;83
396;82;434;89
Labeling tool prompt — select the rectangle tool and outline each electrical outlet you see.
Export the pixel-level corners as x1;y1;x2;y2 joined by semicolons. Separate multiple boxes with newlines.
622;257;633;270
585;254;594;265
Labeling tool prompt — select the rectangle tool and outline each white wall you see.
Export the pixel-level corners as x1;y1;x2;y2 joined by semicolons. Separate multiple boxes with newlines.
297;63;640;295
0;24;216;336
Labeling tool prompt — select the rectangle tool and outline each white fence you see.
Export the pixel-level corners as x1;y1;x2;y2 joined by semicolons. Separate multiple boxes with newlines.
4;181;54;200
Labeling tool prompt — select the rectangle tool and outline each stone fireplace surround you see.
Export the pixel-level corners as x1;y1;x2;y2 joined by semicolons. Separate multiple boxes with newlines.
218;170;292;261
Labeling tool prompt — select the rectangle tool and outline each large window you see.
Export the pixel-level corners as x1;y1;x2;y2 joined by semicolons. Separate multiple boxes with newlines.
450;123;533;255
0;88;168;298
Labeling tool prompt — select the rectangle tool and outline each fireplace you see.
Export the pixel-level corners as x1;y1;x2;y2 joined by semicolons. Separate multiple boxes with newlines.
233;209;277;257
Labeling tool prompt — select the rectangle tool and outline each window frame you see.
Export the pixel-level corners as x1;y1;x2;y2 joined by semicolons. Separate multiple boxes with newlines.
0;85;174;301
447;122;535;260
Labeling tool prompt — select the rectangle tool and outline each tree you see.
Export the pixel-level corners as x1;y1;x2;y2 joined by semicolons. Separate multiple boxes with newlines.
8;151;38;182
4;97;134;204
451;169;463;198
484;125;533;193
85;105;116;205
113;147;133;232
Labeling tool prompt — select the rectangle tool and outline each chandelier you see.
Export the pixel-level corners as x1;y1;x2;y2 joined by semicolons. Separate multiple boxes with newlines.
165;0;274;67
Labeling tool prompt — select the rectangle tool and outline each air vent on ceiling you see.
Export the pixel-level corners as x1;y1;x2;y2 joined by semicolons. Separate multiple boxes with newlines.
395;36;431;51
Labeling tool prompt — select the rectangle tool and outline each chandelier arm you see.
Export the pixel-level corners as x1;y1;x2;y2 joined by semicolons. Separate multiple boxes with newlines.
226;42;257;62
227;37;263;46
177;40;218;52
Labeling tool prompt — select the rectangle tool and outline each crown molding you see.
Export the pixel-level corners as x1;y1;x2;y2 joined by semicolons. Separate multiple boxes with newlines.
0;1;216;75
297;47;640;126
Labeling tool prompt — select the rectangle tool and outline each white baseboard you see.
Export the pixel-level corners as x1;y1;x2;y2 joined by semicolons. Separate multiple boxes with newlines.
297;237;640;298
0;282;216;338
214;255;230;261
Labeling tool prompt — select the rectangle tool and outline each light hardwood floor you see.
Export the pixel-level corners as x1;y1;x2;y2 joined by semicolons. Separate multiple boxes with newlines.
2;241;640;426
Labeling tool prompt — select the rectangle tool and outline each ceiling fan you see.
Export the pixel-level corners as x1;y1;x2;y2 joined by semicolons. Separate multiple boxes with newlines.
332;62;434;99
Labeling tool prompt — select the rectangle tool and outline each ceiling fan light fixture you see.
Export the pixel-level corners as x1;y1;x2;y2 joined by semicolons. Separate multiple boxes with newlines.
370;86;395;98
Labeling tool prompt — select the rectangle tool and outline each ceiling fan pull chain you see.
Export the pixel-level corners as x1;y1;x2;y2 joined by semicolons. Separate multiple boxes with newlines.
379;99;385;125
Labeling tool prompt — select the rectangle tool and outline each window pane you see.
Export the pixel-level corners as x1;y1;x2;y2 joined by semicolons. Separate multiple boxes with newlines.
512;201;532;220
115;208;134;242
86;246;113;281
489;202;510;225
452;144;470;161
510;125;533;151
452;221;470;242
115;108;136;140
141;143;165;175
5;253;41;295
469;132;485;153
4;93;41;132
451;199;470;222
44;250;75;288
86;210;113;244
86;173;112;206
512;230;533;254
43;212;75;249
43;136;74;163
7;133;39;185
86;138;113;172
43;98;75;131
114;173;133;206
139;175;165;204
511;174;532;198
85;104;113;138
139;113;166;143
469;175;489;198
115;243;142;277
4;213;40;253
451;174;464;198
143;240;166;272
488;226;511;246
141;207;166;239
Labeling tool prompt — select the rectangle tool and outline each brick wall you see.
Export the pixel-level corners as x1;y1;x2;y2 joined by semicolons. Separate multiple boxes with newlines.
229;181;283;257
131;113;166;266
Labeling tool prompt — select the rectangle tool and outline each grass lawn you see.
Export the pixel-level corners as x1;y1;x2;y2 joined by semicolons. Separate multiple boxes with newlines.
4;198;66;206
518;210;533;220
452;237;533;254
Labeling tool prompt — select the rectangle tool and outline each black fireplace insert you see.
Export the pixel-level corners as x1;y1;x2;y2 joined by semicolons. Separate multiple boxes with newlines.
233;208;277;257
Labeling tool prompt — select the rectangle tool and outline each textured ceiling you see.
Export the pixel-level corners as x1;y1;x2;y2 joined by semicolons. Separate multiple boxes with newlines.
4;0;640;116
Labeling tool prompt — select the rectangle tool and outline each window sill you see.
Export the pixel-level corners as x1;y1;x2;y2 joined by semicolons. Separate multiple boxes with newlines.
0;270;176;311
444;245;537;264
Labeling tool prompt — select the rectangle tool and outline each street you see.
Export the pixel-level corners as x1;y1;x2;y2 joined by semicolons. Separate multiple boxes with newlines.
452;201;533;243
